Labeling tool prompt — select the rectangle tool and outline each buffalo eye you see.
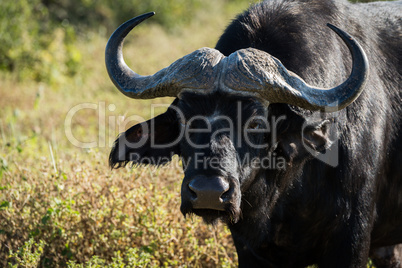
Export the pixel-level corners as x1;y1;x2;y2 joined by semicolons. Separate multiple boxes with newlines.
247;120;262;130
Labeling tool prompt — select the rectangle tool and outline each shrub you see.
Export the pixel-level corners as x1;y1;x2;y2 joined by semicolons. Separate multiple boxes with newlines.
0;0;81;84
8;238;46;268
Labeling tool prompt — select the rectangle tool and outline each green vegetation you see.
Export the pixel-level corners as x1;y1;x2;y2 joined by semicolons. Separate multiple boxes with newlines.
0;0;387;266
0;0;79;84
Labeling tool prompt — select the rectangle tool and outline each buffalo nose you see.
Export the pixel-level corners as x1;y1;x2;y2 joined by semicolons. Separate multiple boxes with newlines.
188;176;230;211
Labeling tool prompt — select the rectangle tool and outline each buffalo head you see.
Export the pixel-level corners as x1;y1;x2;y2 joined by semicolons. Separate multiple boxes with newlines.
106;12;368;224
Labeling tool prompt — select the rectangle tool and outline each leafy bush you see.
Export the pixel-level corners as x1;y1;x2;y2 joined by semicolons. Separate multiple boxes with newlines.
8;239;46;268
0;0;80;84
42;0;209;33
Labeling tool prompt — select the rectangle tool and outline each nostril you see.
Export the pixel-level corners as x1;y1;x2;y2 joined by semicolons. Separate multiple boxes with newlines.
188;184;197;199
220;188;230;200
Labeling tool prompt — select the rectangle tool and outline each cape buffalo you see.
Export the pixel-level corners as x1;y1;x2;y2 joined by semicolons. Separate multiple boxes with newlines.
105;0;402;267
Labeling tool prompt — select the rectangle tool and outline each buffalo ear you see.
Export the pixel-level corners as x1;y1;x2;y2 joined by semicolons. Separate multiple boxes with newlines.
302;120;333;152
275;119;335;163
109;107;181;168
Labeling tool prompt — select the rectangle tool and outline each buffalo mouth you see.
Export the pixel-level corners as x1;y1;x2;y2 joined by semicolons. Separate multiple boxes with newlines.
181;205;241;225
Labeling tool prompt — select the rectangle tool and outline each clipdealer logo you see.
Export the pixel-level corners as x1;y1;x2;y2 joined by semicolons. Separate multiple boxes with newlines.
64;101;340;168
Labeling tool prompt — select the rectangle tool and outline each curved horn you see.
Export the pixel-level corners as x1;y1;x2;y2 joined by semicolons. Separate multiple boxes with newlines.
285;23;369;112
105;12;221;99
107;15;368;111
221;24;368;112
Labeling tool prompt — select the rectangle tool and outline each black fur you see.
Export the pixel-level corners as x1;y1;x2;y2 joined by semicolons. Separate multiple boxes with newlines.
215;1;402;267
110;0;402;267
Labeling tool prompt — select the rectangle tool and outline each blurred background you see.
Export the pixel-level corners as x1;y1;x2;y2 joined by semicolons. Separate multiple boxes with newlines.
0;0;386;267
